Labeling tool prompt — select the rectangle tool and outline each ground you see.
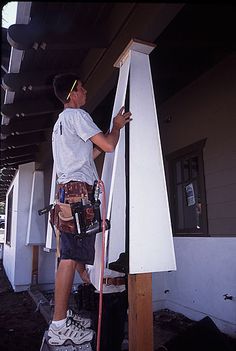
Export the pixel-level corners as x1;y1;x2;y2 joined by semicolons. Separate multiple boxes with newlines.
0;260;48;351
1;259;236;351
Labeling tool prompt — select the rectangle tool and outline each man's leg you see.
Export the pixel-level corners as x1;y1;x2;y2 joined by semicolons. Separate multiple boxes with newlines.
48;259;94;346
76;262;91;284
94;292;127;351
97;293;111;351
53;259;76;321
111;291;128;351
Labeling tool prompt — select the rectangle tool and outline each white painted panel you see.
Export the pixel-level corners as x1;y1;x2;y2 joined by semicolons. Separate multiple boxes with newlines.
3;173;19;285
26;171;45;245
45;164;57;250
106;134;126;264
105;56;130;263
14;163;35;287
129;50;176;273
38;246;56;288
88;55;130;290
101;54;130;218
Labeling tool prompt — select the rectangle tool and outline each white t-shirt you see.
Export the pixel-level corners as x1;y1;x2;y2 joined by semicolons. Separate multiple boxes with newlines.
52;108;102;185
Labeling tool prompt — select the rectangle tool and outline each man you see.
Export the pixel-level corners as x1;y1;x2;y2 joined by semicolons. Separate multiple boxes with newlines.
47;73;132;346
86;265;128;351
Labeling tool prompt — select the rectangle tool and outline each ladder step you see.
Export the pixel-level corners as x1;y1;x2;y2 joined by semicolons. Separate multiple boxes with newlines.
40;331;94;351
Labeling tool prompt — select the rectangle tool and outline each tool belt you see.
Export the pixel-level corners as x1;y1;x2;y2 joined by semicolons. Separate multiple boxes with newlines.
50;181;93;234
49;180;110;236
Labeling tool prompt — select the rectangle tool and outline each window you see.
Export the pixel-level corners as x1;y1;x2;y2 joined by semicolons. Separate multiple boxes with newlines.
167;139;208;236
6;187;14;245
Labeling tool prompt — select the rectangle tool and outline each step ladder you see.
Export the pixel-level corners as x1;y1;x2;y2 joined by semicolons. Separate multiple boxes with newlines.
40;331;94;351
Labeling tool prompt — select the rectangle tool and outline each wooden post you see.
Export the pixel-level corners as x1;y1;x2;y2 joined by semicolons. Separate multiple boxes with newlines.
31;245;39;285
128;273;153;351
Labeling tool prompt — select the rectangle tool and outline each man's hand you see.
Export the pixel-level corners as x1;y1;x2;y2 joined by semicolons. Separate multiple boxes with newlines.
113;106;132;130
90;106;132;153
80;269;91;285
76;262;91;284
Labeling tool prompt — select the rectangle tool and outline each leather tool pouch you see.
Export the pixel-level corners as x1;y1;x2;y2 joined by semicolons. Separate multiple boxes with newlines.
50;202;77;234
50;200;97;235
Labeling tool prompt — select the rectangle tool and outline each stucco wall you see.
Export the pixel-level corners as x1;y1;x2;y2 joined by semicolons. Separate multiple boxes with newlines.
158;53;236;236
4;163;35;291
153;238;236;336
3;162;57;292
152;54;236;336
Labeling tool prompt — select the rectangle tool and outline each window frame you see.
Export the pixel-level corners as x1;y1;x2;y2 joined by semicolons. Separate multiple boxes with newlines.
166;139;209;237
6;186;14;246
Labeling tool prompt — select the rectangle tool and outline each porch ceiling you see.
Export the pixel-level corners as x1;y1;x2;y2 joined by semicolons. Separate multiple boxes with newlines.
0;3;234;202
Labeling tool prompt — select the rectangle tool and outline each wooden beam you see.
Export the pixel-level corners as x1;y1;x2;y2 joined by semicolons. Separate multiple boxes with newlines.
3;70;78;93
0;183;13;189
0;145;38;160
2;155;35;167
1;98;62;119
1;115;52;137
7;23;108;51
1;168;17;176
1;175;14;181
0;187;9;192
1;152;36;163
31;246;39;285
3;131;45;148
128;273;153;351
0;141;8;151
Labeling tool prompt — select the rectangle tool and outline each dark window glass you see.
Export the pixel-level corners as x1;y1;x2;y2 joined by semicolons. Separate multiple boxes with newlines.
167;139;208;236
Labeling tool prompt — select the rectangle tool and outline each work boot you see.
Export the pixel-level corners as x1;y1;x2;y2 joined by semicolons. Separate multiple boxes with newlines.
48;317;94;346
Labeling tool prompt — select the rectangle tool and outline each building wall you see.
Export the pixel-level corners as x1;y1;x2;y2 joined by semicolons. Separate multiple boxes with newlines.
158;53;236;236
3;170;19;286
153;238;236;336
3;162;57;292
152;54;236;336
4;163;35;291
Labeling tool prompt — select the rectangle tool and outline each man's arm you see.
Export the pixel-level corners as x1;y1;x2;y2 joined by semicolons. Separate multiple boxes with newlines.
93;128;110;159
93;145;103;159
90;107;132;153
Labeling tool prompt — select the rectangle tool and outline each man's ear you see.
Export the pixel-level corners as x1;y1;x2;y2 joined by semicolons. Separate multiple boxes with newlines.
69;91;77;102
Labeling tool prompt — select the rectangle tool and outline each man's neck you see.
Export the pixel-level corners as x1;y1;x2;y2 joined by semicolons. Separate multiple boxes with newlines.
64;101;77;109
